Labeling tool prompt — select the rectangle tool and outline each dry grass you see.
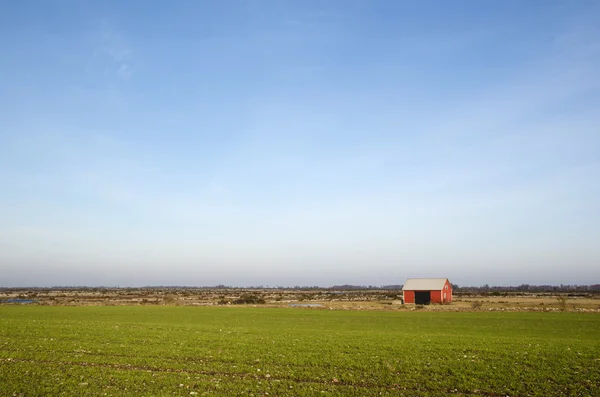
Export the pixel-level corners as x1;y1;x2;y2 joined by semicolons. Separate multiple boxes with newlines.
2;288;599;312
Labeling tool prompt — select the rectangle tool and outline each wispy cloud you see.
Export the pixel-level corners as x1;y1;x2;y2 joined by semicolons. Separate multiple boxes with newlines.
91;20;134;81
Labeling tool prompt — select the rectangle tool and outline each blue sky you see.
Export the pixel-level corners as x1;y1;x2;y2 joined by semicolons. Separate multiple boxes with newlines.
1;1;599;287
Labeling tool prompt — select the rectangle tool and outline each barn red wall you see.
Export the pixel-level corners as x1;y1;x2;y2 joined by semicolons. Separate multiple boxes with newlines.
403;290;415;304
444;280;453;303
430;290;442;303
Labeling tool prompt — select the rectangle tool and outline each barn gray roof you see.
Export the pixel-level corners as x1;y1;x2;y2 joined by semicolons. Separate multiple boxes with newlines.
402;278;448;291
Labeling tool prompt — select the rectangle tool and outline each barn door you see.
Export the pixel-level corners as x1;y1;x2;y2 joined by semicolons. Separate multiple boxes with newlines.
415;291;431;305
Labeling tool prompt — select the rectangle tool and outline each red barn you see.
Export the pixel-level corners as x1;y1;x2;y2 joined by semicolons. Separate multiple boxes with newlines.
402;278;452;304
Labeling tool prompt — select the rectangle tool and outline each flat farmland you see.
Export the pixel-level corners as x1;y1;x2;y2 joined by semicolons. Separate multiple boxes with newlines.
1;307;599;396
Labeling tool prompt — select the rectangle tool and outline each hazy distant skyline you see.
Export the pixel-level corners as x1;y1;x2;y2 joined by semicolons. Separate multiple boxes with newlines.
1;1;599;287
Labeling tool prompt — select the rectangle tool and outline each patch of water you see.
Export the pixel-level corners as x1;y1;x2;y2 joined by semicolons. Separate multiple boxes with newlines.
2;299;38;304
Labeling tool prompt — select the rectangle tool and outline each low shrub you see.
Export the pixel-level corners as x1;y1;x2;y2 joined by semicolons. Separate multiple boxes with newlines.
471;301;483;309
557;296;568;311
232;294;266;305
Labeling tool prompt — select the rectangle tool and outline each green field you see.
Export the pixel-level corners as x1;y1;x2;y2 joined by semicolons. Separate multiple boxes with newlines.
1;307;599;396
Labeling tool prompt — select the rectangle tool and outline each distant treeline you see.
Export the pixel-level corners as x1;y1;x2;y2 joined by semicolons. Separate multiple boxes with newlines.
456;284;600;293
2;284;599;292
